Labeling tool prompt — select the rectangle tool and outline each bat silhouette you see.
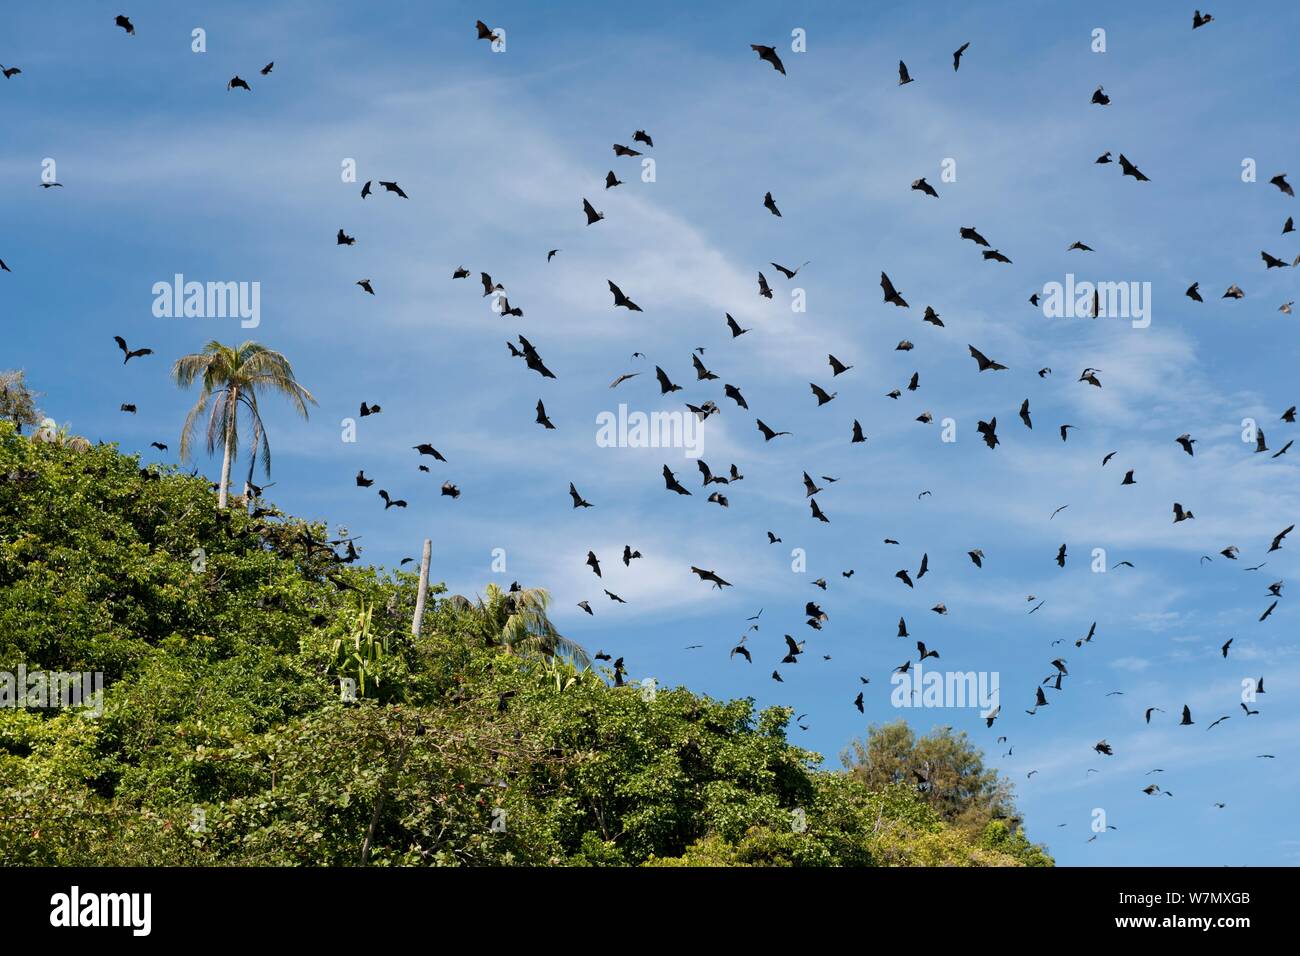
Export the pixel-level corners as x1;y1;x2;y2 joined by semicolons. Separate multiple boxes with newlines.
113;336;152;363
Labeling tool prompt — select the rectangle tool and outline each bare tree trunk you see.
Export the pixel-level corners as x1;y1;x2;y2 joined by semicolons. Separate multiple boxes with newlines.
412;538;432;637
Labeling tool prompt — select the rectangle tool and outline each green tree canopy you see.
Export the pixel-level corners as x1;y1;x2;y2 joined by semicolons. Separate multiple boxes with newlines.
0;419;1050;867
841;720;1051;864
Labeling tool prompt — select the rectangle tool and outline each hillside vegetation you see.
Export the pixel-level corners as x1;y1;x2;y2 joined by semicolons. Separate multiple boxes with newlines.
0;421;1050;866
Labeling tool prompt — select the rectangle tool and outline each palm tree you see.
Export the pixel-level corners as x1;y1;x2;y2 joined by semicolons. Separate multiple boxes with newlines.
172;341;316;508
460;583;590;667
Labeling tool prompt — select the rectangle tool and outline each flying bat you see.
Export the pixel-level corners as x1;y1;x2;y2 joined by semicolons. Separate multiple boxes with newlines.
750;44;786;75
880;272;908;307
113;336;152;363
608;280;642;311
690;567;732;589
1118;154;1149;181
968;345;1008;371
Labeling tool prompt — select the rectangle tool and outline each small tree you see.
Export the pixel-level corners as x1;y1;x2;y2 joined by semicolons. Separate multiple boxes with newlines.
841;720;1019;835
0;370;42;434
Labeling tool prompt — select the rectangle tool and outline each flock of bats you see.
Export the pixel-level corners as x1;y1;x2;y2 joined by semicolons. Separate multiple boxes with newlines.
4;10;1294;840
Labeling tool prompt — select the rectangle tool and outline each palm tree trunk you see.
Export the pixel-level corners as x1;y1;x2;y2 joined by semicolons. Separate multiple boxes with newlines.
217;438;233;508
217;387;237;509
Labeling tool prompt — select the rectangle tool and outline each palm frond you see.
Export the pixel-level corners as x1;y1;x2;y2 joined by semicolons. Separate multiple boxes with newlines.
177;391;210;463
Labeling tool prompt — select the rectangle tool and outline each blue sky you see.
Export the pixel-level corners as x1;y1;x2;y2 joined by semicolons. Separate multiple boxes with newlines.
3;1;1299;865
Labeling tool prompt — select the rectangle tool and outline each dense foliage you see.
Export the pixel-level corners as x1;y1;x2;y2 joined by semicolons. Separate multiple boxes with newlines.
0;421;1051;866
